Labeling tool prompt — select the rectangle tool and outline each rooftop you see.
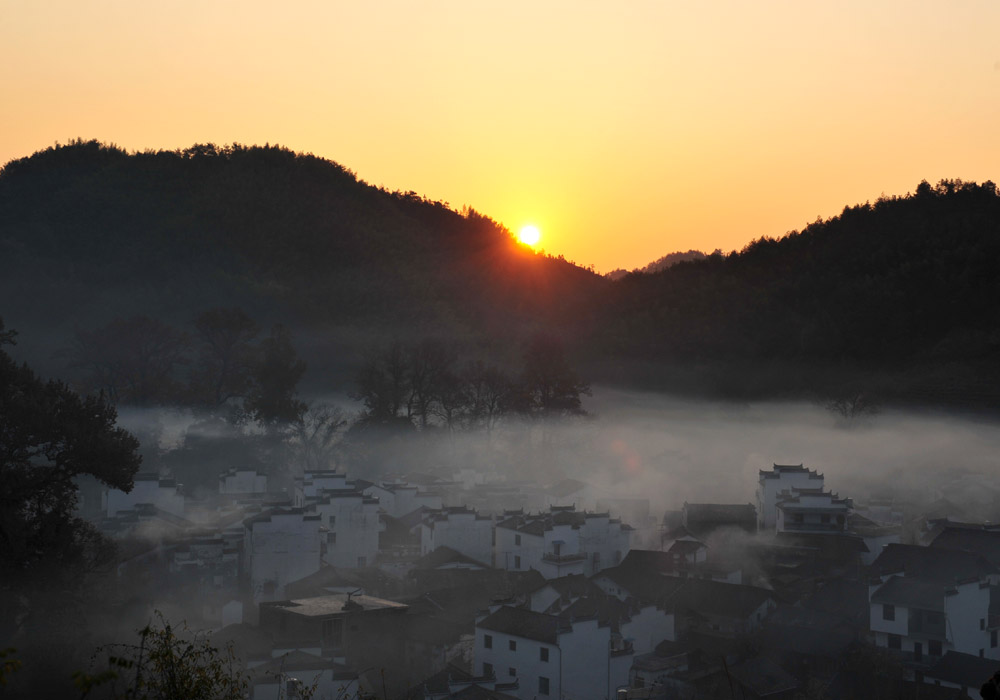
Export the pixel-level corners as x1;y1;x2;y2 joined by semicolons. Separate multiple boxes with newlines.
262;593;408;618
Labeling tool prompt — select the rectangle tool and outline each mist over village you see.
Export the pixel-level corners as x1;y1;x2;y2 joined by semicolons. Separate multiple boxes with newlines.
3;4;1000;700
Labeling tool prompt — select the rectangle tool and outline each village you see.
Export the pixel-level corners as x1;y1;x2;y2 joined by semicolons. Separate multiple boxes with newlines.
81;462;1000;700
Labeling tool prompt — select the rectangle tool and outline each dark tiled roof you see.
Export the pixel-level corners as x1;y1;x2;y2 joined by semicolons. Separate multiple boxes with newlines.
666;577;775;619
871;543;997;584
930;526;1000;567
477;606;566;644
727;656;799;697
926;650;1000;687
415;546;490;570
871;576;946;611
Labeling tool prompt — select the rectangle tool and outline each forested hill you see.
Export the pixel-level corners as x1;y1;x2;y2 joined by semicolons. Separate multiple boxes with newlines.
0;141;605;374
2;141;998;407
598;179;1000;405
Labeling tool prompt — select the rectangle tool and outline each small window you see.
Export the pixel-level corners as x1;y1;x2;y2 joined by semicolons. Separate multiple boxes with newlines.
484;634;492;649
357;556;366;567
540;647;549;662
882;604;895;622
539;676;550;695
483;662;493;677
888;634;901;650
991;630;997;648
592;552;601;568
929;639;942;656
329;515;336;526
982;619;986;630
515;534;521;546
509;667;516;678
330;532;337;544
514;555;521;569
509;640;516;651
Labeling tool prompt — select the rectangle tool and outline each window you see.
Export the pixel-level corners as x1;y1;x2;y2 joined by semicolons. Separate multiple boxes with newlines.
330;532;337;544
991;630;997;648
514;555;521;569
553;542;562;556
882;604;895;621
821;514;830;524
484;634;492;649
509;640;517;651
888;634;901;650
538;676;550;695
328;515;336;526
357;556;366;567
914;642;922;661
540;647;549;662
982;619;987;630
592;552;601;568
929;639;942;656
793;513;804;523
614;550;622;564
515;534;521;546
509;667;516;678
483;662;493;677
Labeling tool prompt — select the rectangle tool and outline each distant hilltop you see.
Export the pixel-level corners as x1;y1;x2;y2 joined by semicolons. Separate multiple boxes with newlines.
2;141;998;408
605;249;714;280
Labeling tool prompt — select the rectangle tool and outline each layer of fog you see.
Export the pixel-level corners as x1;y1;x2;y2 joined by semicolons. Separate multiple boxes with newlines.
114;386;1000;522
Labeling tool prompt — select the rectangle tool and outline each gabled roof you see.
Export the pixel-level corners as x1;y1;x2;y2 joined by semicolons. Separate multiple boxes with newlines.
594;566;689;608
929;525;1000;567
530;573;604;602
415;546;490;570
727;656;798;697
665;577;775;619
871;543;997;583
926;650;1000;687
477;606;567;643
871;575;946;611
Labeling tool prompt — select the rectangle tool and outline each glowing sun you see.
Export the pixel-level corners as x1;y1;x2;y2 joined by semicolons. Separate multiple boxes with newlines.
518;225;541;246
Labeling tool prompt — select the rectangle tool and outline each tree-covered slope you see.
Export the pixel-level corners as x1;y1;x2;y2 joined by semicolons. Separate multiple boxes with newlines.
0;141;605;373
599;179;1000;404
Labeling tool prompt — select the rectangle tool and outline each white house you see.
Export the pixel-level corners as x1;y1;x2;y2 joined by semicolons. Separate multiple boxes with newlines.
420;506;493;567
104;473;186;518
775;488;852;534
869;544;1000;663
757;463;824;530
474;605;634;700
495;506;632;579
294;470;349;507
363;480;443;519
243;508;323;602
312;490;384;569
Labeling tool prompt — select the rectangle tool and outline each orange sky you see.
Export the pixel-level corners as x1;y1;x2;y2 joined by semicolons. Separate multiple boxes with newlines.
3;1;999;272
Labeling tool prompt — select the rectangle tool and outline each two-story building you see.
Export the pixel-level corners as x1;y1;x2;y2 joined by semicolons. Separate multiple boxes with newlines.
757;464;824;531
420;506;494;567
495;506;632;578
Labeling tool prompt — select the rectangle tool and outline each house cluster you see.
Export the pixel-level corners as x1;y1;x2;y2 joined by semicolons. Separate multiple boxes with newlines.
85;460;1000;699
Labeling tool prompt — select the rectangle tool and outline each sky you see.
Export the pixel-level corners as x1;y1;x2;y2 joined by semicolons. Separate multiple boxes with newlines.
2;1;999;272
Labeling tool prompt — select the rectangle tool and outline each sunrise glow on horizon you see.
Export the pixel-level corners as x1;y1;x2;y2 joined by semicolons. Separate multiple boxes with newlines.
3;1;999;273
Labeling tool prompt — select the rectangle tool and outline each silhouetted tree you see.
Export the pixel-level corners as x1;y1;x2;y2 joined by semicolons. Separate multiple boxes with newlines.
67;315;188;406
514;334;591;419
242;325;307;429
290;403;349;470
352;342;412;427
0;318;142;580
464;360;514;434
189;307;259;408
